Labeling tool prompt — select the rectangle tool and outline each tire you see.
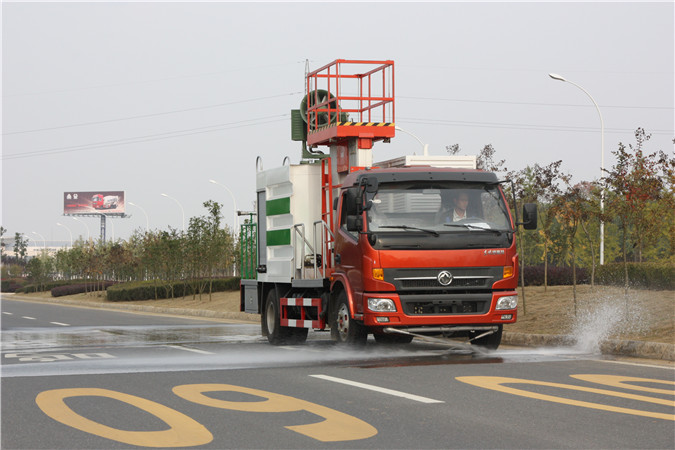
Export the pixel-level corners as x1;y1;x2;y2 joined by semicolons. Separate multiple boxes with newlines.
330;291;367;346
261;289;308;345
469;325;502;350
373;333;414;345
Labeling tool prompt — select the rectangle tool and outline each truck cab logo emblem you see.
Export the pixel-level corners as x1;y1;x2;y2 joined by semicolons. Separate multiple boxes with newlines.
437;271;453;286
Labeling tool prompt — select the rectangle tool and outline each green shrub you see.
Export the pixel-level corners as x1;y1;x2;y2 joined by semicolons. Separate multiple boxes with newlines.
51;281;116;297
18;279;90;294
596;261;675;290
1;278;27;292
522;265;589;286
107;277;240;302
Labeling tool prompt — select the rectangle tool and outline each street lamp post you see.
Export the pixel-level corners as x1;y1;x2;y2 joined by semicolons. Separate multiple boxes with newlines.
56;222;73;247
161;193;185;232
32;231;46;251
548;73;605;265
71;217;90;242
209;179;238;233
128;202;150;232
395;126;429;156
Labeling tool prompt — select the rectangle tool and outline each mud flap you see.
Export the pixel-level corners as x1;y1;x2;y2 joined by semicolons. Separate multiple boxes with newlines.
319;292;330;321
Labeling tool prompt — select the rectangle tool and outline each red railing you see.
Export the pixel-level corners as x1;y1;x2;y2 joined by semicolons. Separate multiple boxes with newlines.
304;59;395;148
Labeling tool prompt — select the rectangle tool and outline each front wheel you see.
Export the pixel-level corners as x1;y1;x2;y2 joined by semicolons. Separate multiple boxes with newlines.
330;292;367;346
469;325;502;350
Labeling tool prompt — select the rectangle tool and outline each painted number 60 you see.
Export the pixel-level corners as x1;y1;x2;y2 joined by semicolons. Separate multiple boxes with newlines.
36;383;378;447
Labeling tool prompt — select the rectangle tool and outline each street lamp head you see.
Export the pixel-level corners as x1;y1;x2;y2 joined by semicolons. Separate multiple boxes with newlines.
548;73;567;82
209;179;217;184
161;193;168;198
128;201;136;206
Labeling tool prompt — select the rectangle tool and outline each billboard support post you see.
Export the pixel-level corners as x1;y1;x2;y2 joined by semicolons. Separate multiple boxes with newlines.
100;215;106;243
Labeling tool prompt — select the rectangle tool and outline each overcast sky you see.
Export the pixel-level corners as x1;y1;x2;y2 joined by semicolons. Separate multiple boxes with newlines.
2;1;673;246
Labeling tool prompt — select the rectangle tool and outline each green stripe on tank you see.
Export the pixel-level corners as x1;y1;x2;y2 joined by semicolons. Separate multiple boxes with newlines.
266;229;291;246
266;197;291;216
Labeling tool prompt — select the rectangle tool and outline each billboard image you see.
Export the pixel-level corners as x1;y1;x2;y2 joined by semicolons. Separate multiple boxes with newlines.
64;191;125;215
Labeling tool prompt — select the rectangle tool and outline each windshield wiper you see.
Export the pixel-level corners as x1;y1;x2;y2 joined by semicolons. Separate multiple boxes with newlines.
378;225;439;237
443;223;512;235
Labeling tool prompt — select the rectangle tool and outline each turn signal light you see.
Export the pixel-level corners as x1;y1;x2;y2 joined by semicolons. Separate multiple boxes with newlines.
372;268;384;280
503;266;514;278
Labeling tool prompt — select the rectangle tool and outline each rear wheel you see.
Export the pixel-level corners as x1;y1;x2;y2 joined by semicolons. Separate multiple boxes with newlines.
469;325;502;350
262;289;307;345
331;291;367;346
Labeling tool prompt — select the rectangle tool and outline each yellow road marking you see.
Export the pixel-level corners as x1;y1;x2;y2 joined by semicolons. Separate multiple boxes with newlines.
173;383;378;442
36;388;213;447
570;374;675;396
456;376;675;421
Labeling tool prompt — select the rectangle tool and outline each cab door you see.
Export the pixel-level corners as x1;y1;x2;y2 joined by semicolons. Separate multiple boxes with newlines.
334;190;364;314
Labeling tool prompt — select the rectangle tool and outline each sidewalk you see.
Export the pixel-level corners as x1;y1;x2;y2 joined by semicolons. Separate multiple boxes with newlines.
4;293;674;361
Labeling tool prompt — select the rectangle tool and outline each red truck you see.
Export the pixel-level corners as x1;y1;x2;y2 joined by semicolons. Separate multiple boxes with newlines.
240;60;536;349
91;194;119;210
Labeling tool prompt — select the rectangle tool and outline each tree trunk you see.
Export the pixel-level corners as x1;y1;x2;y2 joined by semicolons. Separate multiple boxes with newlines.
572;241;577;316
622;225;629;296
580;220;596;288
543;240;548;292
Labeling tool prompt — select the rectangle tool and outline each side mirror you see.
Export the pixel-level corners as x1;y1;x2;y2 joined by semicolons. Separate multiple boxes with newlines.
346;215;363;232
521;203;538;230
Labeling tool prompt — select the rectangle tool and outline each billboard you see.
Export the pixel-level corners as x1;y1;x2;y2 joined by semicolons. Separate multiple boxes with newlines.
64;191;125;215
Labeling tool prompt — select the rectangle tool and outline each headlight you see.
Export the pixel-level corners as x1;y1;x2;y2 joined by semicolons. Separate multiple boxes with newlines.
367;298;397;312
496;295;518;310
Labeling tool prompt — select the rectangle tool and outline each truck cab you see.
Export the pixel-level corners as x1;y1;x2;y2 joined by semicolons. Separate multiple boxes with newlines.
331;167;527;347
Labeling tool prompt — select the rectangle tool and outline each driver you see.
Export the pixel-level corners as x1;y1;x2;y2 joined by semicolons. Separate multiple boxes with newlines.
438;191;470;223
451;192;469;221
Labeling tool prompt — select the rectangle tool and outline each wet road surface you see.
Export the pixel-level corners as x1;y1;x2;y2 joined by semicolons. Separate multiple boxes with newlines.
2;297;673;449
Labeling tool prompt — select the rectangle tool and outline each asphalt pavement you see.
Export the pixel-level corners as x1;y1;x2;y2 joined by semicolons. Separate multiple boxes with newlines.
4;293;673;361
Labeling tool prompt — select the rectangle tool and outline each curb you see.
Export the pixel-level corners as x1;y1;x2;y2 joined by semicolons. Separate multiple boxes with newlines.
503;332;675;361
5;294;673;361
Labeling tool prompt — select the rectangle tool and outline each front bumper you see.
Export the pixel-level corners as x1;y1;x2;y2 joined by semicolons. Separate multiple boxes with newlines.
361;291;517;327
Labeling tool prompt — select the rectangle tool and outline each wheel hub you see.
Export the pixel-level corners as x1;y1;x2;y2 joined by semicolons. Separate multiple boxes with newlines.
266;301;276;334
337;304;350;339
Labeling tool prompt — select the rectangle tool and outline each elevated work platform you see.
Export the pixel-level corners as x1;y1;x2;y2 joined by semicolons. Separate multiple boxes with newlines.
304;59;395;149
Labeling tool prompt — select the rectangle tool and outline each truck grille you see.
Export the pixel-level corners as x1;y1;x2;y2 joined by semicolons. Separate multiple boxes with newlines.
381;267;501;316
384;267;502;292
399;294;491;315
400;278;485;289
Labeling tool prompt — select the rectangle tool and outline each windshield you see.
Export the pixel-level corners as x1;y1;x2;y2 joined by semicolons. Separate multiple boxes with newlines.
366;182;512;233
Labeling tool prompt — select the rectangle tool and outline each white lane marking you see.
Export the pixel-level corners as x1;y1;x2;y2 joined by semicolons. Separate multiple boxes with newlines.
310;374;445;404
2;312;13;315
50;322;70;326
599;359;675;370
72;353;115;359
21;316;36;320
165;345;214;355
279;346;324;353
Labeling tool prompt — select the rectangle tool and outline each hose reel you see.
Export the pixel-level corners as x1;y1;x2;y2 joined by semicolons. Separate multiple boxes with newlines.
300;89;339;130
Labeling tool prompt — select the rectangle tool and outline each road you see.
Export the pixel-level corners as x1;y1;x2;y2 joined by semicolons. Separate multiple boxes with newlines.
2;297;674;449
